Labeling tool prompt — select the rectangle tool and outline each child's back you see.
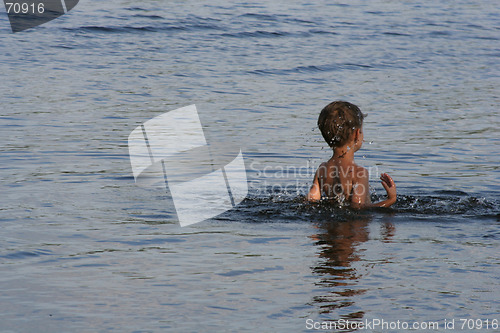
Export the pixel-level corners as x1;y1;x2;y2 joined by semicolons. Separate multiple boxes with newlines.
308;101;396;208
314;157;364;204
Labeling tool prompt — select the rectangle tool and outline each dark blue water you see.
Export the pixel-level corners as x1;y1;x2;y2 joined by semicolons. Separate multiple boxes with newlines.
1;1;499;332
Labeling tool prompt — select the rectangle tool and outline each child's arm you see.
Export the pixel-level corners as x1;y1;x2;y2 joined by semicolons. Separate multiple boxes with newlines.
307;168;321;202
351;172;397;209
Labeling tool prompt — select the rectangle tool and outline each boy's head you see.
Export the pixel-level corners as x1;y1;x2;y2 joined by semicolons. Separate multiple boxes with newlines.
318;101;365;148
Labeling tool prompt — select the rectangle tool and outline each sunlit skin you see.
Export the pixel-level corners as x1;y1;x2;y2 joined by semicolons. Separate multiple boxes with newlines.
307;126;397;208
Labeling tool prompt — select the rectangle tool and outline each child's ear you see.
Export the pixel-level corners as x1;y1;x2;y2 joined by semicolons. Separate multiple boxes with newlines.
354;128;362;142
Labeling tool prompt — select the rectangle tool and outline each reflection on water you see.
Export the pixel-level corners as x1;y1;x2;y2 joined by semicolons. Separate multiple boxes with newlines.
310;216;395;320
311;218;369;318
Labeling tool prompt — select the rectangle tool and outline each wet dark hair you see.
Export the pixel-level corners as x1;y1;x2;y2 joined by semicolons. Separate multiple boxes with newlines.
318;101;365;148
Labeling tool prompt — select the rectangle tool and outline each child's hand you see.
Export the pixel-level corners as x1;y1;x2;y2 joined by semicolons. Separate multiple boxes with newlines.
380;173;396;201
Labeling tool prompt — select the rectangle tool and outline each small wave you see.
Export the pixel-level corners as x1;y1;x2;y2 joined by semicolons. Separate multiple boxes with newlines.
248;62;373;76
221;30;291;38
67;19;223;34
428;30;452;37
100;238;185;247
308;29;339;35
237;13;317;26
475;36;499;41
69;25;181;33
125;6;148;12
217;265;284;277
1;249;53;260
238;13;280;21
383;31;412;37
132;14;165;20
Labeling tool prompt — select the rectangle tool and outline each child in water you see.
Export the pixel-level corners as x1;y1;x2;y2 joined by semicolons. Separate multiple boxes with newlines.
307;101;397;208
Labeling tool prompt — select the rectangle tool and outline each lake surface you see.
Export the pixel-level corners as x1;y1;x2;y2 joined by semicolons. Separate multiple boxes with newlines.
1;0;499;332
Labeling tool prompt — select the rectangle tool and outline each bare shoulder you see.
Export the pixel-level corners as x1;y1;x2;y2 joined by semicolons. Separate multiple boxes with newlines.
353;164;369;183
316;161;328;177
